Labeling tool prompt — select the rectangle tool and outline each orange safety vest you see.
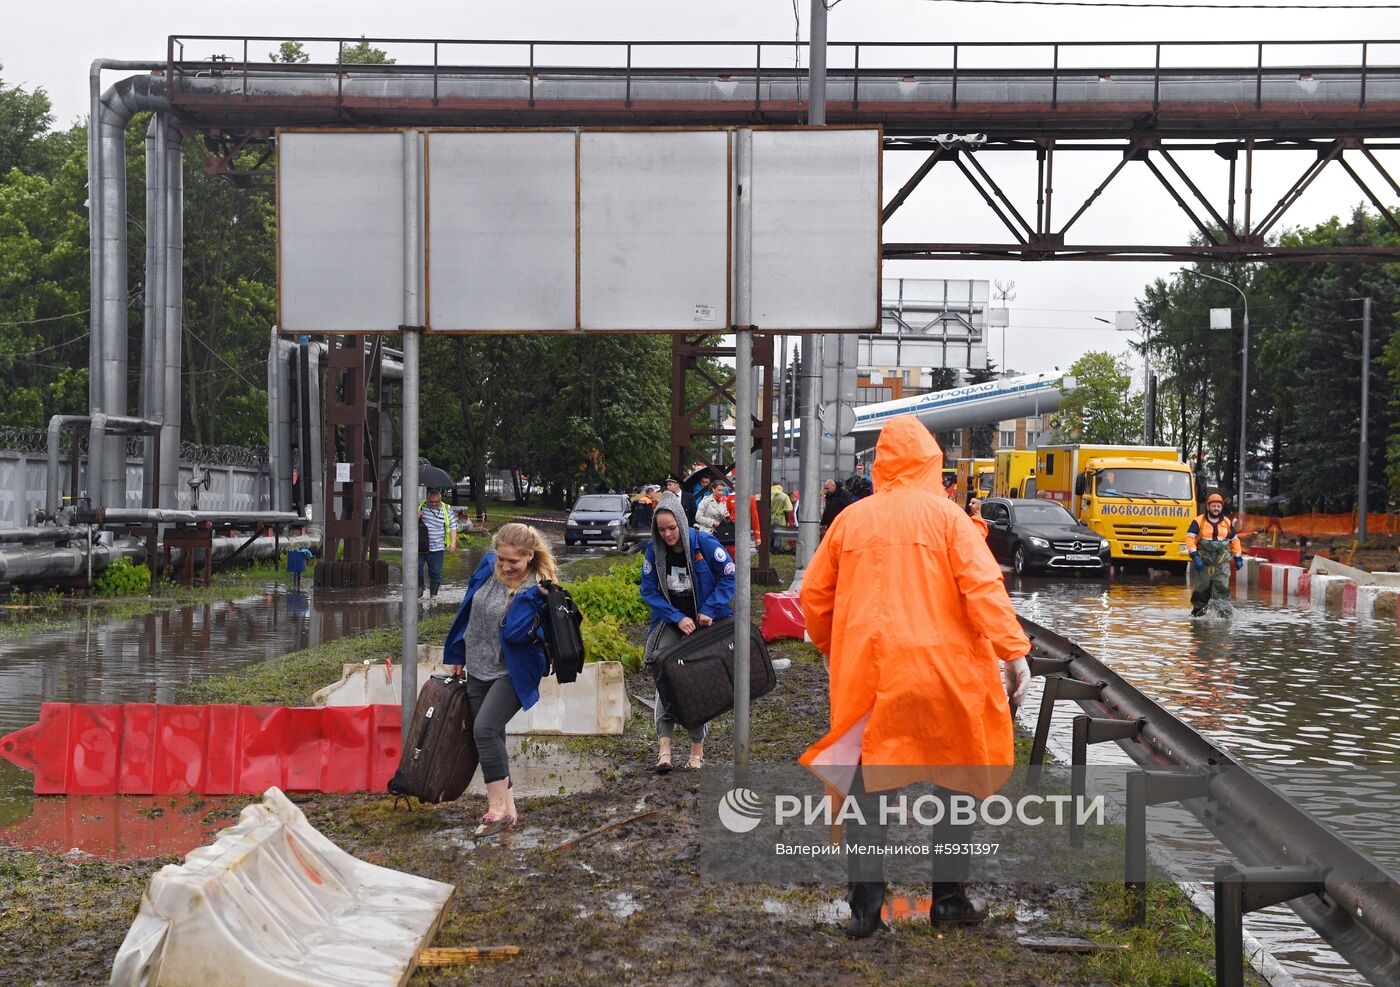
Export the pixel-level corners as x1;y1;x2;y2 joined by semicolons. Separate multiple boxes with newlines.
1184;513;1240;555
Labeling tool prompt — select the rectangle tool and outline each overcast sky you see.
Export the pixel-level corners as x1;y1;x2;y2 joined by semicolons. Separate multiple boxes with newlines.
6;0;1397;377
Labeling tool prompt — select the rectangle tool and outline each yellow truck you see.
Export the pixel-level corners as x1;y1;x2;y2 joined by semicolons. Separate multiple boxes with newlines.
993;449;1037;499
1033;444;1196;571
955;458;995;506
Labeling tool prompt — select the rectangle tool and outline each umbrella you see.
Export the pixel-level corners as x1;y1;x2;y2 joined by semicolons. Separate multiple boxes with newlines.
418;464;454;491
683;464;730;489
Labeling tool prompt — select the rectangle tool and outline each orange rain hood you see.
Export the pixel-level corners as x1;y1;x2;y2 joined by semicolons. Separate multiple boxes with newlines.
799;415;1029;798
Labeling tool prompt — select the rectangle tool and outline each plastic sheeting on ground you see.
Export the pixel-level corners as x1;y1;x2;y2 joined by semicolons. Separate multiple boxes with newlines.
760;589;807;642
109;786;453;987
0;703;400;795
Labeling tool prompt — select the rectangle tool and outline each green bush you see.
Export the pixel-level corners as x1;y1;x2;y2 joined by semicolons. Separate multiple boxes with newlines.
565;556;648;627
94;557;152;597
581;614;643;671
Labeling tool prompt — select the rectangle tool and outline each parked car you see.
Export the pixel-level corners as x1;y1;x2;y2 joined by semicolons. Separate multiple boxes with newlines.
564;494;633;550
981;497;1110;576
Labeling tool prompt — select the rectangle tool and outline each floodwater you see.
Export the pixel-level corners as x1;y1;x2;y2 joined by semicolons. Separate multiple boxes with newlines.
1009;573;1400;987
0;539;620;853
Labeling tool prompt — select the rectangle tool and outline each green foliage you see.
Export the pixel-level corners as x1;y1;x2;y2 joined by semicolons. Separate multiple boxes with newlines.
580;614;642;670
564;556;647;627
1050;351;1143;444
269;42;310;64
339;38;394;65
1141;209;1399;510
94;557;151;596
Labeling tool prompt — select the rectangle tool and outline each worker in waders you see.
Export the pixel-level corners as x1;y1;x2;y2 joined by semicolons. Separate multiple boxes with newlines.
1185;492;1244;616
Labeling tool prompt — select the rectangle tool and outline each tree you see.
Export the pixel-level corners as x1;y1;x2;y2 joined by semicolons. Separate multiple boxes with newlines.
339;39;394;65
1050;351;1142;444
0;68;58;175
269;42;310;64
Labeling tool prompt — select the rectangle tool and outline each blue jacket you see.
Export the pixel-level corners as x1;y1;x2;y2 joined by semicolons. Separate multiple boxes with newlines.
443;554;549;710
641;519;736;633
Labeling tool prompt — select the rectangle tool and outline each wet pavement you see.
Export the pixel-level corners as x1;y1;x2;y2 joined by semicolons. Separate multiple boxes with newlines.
1007;571;1400;987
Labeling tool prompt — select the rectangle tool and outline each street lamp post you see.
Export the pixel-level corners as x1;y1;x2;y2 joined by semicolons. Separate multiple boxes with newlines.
1181;269;1249;520
1096;313;1153;443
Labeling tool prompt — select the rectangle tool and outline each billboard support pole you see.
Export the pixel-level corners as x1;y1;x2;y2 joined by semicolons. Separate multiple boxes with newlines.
796;0;829;571
400;130;423;748
733;128;754;778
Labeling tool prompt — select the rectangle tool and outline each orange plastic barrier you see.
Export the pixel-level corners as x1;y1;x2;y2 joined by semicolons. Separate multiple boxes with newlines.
1242;512;1400;538
0;703;401;796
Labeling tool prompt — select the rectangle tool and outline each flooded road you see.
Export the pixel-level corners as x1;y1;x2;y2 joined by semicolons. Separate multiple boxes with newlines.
1008;573;1400;987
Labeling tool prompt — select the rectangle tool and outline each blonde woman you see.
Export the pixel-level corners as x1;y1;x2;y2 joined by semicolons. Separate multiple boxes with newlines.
443;523;557;837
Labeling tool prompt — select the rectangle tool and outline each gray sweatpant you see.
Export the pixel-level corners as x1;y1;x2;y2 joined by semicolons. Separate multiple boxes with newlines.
644;622;710;745
465;675;521;784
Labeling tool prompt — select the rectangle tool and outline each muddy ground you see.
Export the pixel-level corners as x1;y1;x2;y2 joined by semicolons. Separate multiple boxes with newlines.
0;557;1246;986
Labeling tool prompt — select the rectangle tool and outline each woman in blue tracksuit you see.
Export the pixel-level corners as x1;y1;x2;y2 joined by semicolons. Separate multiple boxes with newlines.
443;522;555;837
640;490;736;773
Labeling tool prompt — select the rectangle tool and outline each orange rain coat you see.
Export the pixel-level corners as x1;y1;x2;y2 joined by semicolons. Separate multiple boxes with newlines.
799;416;1030;799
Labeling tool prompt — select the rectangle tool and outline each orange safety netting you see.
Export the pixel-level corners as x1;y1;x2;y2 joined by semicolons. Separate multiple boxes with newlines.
1239;512;1400;538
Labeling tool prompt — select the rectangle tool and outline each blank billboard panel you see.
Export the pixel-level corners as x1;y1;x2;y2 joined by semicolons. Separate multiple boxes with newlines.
750;129;881;332
278;132;406;332
427;132;577;331
579;131;729;331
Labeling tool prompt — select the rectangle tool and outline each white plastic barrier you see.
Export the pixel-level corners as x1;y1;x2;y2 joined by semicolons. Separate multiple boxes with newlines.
312;656;631;736
110;787;453;987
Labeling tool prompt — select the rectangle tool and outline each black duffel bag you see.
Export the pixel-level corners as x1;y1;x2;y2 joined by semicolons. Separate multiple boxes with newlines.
652;617;776;731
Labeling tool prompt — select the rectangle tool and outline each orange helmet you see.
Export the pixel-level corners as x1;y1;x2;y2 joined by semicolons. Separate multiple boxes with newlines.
1206;492;1225;507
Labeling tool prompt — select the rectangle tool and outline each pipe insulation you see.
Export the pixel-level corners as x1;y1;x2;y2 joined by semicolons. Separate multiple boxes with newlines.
0;531;321;586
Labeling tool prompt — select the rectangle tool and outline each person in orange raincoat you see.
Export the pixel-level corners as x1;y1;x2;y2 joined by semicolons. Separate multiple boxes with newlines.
967;496;990;539
799;415;1031;938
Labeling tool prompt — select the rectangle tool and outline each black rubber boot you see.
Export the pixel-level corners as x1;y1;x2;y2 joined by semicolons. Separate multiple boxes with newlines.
846;881;886;939
930;881;988;926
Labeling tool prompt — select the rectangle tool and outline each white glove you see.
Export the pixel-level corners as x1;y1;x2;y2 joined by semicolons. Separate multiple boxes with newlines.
1002;657;1031;707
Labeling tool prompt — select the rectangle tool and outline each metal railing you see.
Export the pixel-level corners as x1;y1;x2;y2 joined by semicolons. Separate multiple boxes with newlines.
166;36;1400;113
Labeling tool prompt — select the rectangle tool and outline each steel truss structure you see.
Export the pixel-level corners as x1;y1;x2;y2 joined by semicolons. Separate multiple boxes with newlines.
882;136;1400;262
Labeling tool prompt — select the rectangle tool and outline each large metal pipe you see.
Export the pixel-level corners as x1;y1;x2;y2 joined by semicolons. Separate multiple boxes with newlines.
0;530;321;586
161;119;184;508
1022;617;1400;986
141;115;165;508
46;415;91;516
99;508;304;526
88;64;169;508
0;528;89;546
86;415;163;513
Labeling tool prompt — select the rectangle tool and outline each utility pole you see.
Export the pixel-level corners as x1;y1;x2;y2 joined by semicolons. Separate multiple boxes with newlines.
1359;296;1372;543
795;0;827;569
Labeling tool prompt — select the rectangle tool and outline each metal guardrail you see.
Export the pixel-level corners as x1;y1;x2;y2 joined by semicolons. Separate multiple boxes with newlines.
166;35;1400;114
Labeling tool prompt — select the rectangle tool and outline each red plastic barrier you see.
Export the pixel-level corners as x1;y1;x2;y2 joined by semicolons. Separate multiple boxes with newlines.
0;703;402;796
0;794;226;860
1248;546;1303;567
761;590;807;642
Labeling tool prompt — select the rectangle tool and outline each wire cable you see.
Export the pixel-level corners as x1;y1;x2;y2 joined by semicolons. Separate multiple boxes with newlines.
915;0;1400;9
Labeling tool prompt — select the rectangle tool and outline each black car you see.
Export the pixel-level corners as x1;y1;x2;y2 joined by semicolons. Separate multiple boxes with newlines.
982;498;1110;576
564;493;633;549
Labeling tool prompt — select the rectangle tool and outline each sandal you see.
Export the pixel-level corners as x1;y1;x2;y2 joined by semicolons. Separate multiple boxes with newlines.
685;754;705;771
654;752;673;774
473;813;517;838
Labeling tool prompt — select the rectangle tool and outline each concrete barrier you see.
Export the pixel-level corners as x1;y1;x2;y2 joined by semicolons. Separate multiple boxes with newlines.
110;787;453;987
312;657;630;736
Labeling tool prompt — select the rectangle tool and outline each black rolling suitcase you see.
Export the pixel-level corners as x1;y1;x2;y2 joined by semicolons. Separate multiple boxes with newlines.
388;674;478;804
653;617;777;731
